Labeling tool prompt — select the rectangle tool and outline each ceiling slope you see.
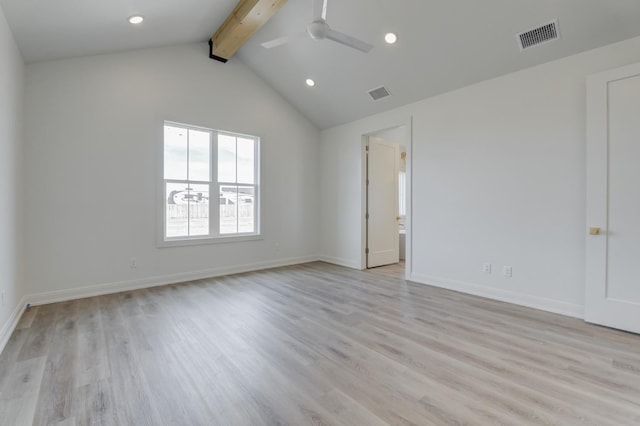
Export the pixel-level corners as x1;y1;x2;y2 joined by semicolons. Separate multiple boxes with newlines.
237;0;640;129
3;0;640;129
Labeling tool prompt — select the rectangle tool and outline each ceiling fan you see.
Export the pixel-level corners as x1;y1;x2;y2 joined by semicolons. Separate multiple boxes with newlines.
261;0;374;53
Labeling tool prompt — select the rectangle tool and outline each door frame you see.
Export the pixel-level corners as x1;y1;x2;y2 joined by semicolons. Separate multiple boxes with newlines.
360;118;413;277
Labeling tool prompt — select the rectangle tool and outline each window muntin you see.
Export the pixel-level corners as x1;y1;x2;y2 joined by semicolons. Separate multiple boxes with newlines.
162;122;259;243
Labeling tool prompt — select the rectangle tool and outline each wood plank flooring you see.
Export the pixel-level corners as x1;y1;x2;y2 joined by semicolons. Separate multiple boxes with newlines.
1;261;640;425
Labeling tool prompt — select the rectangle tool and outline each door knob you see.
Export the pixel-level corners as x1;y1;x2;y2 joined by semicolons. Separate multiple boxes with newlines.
589;227;601;235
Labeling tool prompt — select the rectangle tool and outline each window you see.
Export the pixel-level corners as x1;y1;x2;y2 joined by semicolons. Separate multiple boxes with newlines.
162;122;259;244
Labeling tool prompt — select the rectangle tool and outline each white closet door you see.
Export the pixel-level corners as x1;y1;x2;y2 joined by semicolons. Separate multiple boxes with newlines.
585;63;640;333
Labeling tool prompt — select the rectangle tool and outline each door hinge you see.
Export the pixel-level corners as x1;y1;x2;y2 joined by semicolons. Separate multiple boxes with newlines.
365;248;370;254
366;145;369;151
366;213;369;220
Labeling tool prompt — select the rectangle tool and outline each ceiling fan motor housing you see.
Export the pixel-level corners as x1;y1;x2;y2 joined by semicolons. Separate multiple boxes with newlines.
307;20;330;40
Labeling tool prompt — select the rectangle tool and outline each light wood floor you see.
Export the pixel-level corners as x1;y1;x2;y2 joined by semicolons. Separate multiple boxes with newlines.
1;262;640;425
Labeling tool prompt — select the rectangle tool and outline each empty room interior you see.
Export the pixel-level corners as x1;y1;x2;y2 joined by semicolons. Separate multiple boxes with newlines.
1;0;640;424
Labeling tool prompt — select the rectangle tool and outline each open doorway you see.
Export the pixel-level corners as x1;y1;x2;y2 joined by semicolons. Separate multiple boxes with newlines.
364;125;409;269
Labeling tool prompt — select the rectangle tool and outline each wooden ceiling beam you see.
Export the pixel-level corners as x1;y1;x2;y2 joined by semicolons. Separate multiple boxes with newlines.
209;0;288;63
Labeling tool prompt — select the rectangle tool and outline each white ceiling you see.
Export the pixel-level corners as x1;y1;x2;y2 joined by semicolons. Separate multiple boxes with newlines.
3;0;640;129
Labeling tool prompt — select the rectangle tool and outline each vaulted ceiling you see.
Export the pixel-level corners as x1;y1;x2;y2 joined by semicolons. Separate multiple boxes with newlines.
3;0;640;129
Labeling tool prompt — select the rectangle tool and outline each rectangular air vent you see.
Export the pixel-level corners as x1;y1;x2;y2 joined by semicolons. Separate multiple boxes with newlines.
368;86;391;101
517;20;560;50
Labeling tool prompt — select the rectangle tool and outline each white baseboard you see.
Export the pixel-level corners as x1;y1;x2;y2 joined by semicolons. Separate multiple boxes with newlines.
317;255;362;270
0;295;28;355
408;273;584;319
3;260;585;355
27;255;320;307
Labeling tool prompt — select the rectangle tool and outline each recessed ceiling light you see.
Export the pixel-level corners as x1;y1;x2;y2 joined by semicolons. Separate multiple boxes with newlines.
384;33;398;44
306;78;315;87
128;15;144;25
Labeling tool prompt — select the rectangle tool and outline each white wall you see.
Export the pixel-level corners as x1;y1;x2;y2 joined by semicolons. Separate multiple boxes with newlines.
320;114;412;270
0;5;25;346
320;35;640;317
24;43;321;300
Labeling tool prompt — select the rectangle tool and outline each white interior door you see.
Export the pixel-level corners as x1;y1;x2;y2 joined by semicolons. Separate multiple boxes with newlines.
367;136;399;268
586;63;640;334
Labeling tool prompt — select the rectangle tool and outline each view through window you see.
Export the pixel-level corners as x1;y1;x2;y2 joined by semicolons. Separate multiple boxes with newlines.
163;122;259;242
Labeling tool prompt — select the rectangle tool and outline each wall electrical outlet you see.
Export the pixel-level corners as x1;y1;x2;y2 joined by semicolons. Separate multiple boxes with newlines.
130;258;138;268
483;263;492;274
503;266;513;277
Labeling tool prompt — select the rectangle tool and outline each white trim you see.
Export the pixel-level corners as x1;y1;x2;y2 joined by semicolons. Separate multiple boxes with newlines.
405;117;413;280
0;295;29;355
2;261;585;356
158;234;263;248
408;273;584;319
360;134;368;270
26;256;319;307
318;256;363;270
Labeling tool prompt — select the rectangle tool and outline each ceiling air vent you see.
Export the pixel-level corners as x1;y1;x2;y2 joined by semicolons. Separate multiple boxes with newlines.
517;20;560;51
368;86;391;101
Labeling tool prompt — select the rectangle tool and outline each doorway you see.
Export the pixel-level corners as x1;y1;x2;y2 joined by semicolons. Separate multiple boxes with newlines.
364;125;409;269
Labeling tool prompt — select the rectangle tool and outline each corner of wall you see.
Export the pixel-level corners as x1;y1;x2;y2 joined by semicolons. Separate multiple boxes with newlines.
0;2;27;355
0;296;28;354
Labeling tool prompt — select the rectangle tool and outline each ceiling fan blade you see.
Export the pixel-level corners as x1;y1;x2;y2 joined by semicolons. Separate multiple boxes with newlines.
326;29;373;53
312;0;328;21
261;32;305;49
261;35;293;49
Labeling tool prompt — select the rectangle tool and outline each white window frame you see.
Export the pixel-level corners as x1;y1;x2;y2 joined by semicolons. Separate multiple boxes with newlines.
158;121;261;247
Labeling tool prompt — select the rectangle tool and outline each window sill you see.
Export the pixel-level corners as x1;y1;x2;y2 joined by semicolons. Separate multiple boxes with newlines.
158;234;263;248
